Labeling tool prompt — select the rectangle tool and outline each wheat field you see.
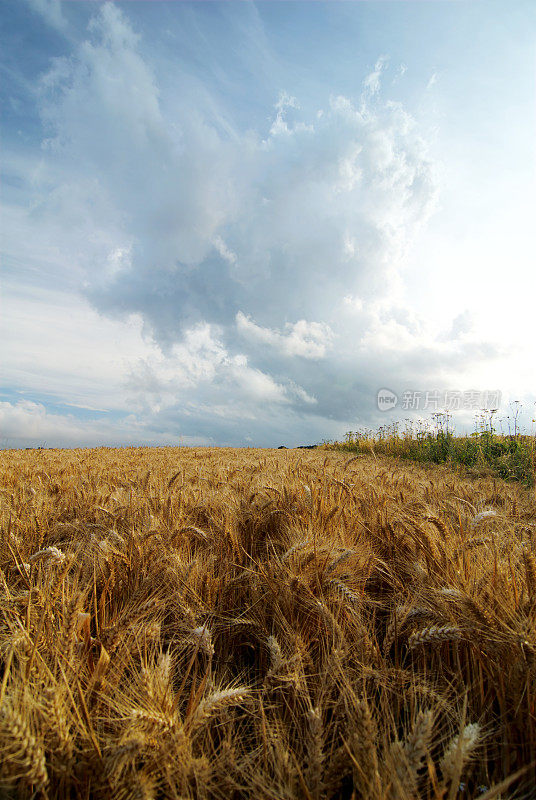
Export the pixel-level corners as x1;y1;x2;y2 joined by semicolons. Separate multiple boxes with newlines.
0;446;535;799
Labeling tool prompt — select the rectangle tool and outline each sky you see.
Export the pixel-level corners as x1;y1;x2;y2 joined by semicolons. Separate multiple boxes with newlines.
1;0;535;448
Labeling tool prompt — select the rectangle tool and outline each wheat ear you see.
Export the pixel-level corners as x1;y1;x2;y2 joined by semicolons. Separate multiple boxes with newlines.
404;709;434;777
408;625;463;649
190;687;250;731
440;722;481;791
0;703;48;790
349;698;380;795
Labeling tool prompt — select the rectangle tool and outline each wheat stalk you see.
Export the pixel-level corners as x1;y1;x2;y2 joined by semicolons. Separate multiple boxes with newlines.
523;548;536;598
306;706;324;798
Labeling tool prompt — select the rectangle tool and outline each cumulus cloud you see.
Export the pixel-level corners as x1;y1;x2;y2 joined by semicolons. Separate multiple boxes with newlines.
36;5;438;342
236;313;334;359
125;323;317;417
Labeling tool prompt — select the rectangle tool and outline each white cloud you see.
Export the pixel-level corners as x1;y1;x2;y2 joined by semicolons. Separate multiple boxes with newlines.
229;363;288;404
343;294;364;311
362;56;389;98
125;323;315;416
32;5;437;341
212;236;237;266
236;312;334;359
270;91;309;137
24;0;67;33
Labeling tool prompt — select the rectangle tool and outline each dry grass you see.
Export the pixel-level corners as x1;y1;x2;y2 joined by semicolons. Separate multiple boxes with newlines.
1;446;535;799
